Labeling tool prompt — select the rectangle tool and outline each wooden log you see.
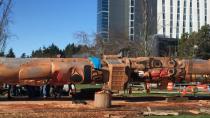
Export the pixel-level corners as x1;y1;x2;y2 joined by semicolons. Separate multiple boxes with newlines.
188;110;200;115
143;111;179;116
200;108;210;114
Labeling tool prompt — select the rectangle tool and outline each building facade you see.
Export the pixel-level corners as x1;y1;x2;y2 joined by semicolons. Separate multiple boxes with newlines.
97;0;210;40
97;0;110;41
157;0;210;38
97;0;157;41
149;35;178;57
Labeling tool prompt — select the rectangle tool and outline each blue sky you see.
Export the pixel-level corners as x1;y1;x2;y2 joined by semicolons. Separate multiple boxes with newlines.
6;0;97;57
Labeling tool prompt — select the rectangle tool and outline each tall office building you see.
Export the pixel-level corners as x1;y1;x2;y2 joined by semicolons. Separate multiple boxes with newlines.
157;0;210;38
97;0;210;40
97;0;157;41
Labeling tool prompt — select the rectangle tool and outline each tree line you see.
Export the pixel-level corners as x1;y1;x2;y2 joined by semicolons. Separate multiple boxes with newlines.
1;24;210;59
0;43;91;58
0;48;15;57
31;43;90;58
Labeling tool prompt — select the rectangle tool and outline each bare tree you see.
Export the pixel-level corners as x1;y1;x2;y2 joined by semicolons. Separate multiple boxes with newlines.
142;0;149;56
0;0;12;51
136;0;157;57
135;0;169;57
93;31;146;57
74;31;94;47
94;34;105;56
74;31;100;56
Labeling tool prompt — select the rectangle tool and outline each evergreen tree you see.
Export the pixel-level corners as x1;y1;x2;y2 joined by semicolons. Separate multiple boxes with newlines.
6;48;15;58
31;44;63;58
46;43;61;57
0;51;4;57
20;53;26;58
178;25;210;59
30;43;91;58
31;48;43;58
64;43;75;57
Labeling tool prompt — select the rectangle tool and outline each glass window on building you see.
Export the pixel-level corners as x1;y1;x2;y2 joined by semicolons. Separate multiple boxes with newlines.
163;13;165;19
130;28;134;34
130;35;134;41
130;21;134;27
131;0;134;6
131;7;134;13
131;14;134;20
162;0;165;5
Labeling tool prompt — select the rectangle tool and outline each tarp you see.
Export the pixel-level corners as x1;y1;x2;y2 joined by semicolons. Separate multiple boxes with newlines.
88;57;101;70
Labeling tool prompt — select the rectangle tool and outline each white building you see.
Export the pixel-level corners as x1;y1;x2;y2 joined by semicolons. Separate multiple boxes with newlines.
157;0;210;38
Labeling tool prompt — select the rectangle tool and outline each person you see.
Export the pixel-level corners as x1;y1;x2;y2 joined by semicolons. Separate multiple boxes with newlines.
11;85;17;96
208;85;210;93
8;85;11;99
51;85;63;99
69;84;76;96
42;84;50;98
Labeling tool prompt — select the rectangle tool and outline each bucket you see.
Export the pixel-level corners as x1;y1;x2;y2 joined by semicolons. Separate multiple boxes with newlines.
94;91;111;108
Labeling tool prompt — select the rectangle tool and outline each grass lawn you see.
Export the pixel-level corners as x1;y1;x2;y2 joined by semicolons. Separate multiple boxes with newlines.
128;93;210;97
124;93;180;97
74;84;210;97
75;84;102;90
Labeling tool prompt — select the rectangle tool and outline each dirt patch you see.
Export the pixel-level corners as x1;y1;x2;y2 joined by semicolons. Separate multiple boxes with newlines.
0;100;209;118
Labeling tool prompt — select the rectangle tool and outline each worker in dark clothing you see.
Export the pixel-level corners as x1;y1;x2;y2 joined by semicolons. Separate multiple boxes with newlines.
11;85;17;96
42;84;50;98
8;85;11;99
